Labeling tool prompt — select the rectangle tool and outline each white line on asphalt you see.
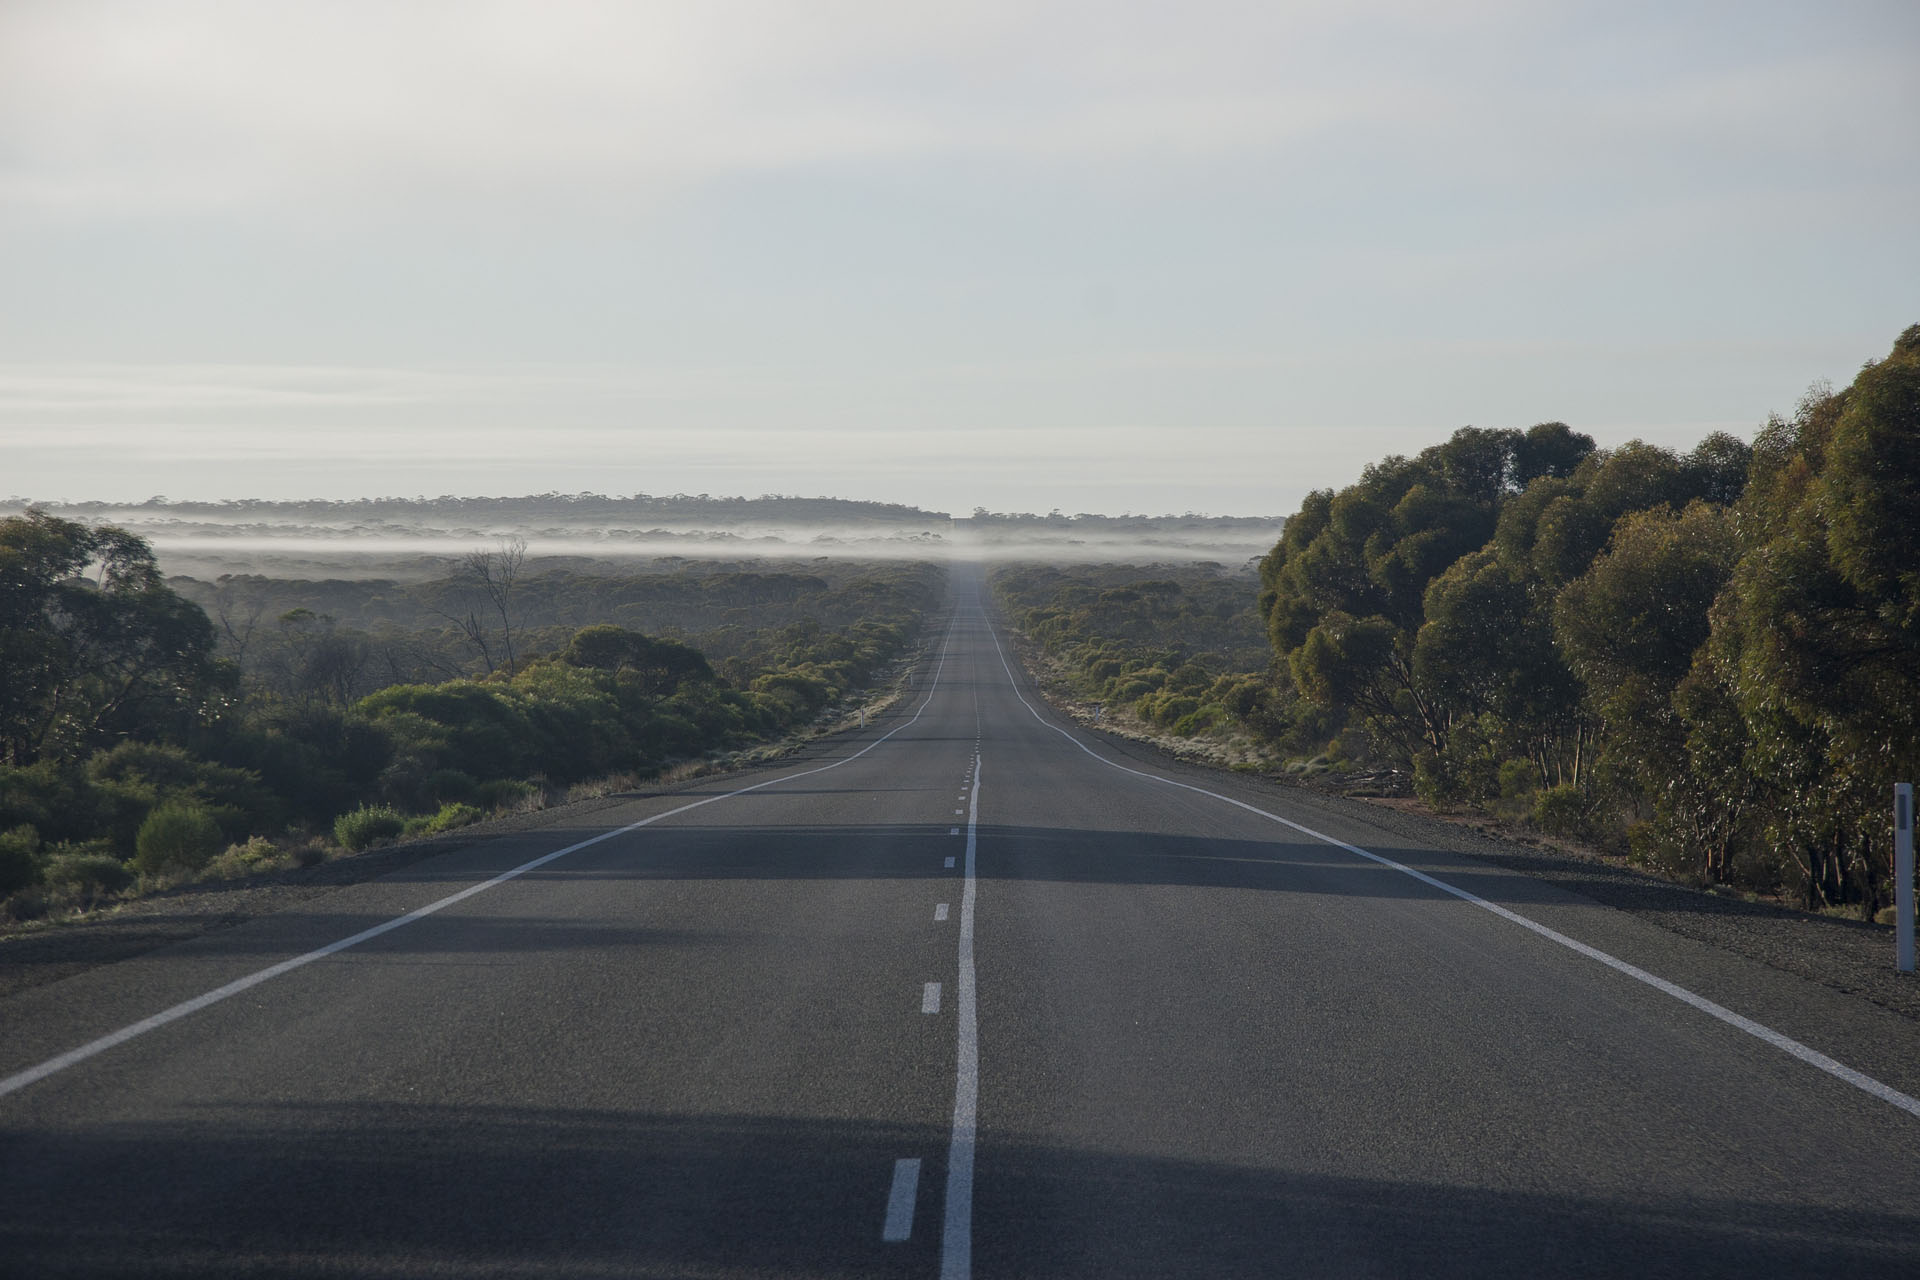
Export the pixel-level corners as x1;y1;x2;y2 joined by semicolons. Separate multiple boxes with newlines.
940;746;981;1279
944;856;955;868
936;903;950;921
981;614;1920;1122
0;622;972;1102
882;1158;921;1242
949;827;959;836
923;982;942;1014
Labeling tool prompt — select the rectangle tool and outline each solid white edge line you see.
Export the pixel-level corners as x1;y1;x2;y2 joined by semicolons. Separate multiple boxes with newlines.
940;745;981;1280
881;1157;921;1242
0;615;966;1102
980;613;1920;1122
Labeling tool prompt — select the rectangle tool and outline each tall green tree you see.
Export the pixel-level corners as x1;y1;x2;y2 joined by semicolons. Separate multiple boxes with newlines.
1261;426;1594;766
0;512;217;766
1698;328;1920;908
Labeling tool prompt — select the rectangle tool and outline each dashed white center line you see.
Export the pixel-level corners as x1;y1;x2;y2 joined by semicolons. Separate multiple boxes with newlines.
922;982;942;1014
935;903;950;921
944;856;955;868
949;826;959;835
882;1158;921;1242
942;748;982;1279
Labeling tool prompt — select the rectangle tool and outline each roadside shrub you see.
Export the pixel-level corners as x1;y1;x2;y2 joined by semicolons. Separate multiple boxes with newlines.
42;846;132;904
203;836;284;879
0;825;42;897
402;802;485;838
1532;784;1599;841
422;769;478;806
1141;694;1201;727
132;803;224;875
333;805;407;851
424;801;484;833
474;778;539;811
1171;706;1225;737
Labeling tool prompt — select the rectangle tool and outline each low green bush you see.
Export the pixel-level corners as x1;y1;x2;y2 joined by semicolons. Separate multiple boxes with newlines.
132;803;224;875
1532;784;1599;841
422;769;477;805
425;802;484;833
0;825;42;897
333;805;407;851
41;846;133;903
1171;705;1225;737
203;836;284;879
474;778;539;811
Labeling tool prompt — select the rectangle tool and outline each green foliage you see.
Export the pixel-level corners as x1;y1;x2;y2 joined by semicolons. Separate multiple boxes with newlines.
563;626;712;694
203;836;284;879
0;515;941;920
0;511;219;767
475;778;539;811
133;802;224;875
992;564;1280;745
1255;325;1917;911
425;802;484;832
422;769;478;805
0;825;42;897
404;802;485;837
333;805;407;851
41;846;132;902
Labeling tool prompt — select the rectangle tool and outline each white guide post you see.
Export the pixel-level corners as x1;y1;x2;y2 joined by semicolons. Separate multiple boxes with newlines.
1897;783;1914;974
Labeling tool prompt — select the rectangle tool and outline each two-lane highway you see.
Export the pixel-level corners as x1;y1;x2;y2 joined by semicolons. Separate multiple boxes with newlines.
3;566;1918;1277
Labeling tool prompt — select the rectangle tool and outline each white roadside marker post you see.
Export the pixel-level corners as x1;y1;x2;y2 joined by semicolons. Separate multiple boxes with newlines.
1897;782;1914;974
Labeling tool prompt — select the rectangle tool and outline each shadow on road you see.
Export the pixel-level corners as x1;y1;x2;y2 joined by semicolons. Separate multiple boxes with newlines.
1;1102;1911;1279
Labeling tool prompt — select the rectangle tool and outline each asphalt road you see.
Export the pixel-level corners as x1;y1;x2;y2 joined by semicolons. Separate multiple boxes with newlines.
3;566;1918;1278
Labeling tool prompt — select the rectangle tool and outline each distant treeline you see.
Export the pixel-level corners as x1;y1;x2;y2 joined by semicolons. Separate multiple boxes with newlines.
965;510;1283;529
1;493;952;526
0;522;943;917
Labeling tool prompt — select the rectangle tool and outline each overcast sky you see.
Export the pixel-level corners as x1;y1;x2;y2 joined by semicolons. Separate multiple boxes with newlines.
3;0;1914;516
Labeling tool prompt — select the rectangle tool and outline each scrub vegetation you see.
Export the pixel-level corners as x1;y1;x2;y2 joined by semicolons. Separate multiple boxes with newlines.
1003;325;1920;918
0;529;941;921
990;564;1280;750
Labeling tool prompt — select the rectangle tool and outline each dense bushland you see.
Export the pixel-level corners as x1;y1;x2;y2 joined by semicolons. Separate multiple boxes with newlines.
992;564;1280;743
0;522;941;918
1257;326;1919;913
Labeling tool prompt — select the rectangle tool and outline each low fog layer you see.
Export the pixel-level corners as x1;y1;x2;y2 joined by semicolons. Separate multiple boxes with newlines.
1;496;1287;577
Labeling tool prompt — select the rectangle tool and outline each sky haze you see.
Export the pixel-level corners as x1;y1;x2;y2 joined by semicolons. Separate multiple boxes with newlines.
3;0;1914;514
